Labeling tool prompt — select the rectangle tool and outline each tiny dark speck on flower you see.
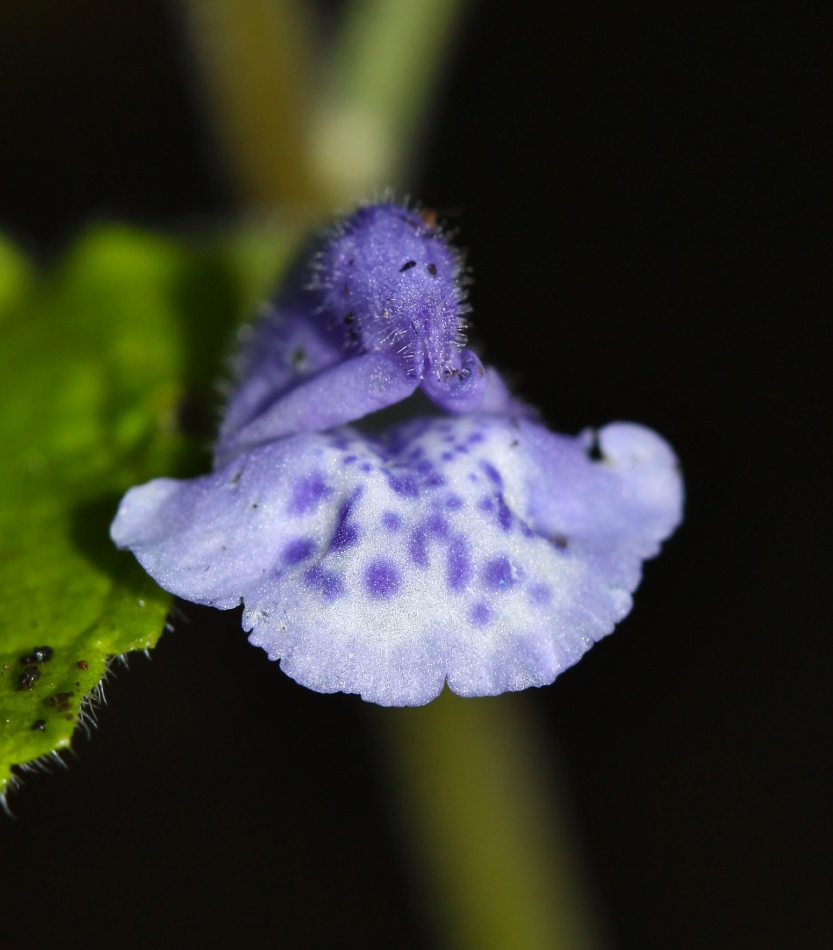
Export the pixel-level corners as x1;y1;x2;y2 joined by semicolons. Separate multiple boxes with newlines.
399;260;417;272
291;348;306;368
427;263;437;276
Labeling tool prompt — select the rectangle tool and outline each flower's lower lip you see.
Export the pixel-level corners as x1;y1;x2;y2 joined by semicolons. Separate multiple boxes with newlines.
111;413;682;707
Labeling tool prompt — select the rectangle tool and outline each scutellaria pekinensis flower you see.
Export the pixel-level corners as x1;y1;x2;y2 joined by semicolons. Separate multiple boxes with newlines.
111;202;683;706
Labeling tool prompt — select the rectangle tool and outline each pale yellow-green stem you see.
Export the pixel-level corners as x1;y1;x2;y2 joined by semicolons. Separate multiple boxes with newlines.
380;691;603;950
310;0;472;204
178;0;321;211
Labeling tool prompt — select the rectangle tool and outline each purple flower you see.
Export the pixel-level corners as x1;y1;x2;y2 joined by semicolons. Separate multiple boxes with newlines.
111;202;683;707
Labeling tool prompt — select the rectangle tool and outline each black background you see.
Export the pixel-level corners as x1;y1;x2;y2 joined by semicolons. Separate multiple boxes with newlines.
1;2;830;947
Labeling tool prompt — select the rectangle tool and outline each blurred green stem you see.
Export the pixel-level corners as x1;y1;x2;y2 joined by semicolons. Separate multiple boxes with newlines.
178;0;320;210
311;0;471;203
383;692;601;950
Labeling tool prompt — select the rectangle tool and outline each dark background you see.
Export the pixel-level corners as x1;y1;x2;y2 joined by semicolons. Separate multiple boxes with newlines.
1;2;830;947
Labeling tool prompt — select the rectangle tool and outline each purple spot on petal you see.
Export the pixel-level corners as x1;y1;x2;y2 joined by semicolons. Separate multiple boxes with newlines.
290;473;330;514
360;463;373;473
386;470;418;497
497;496;512;531
382;511;402;531
467;432;485;445
409;528;429;567
478;497;494;513
343;454;358;464
446;538;471;592
426;514;449;538
284;537;316;565
483;556;515;591
441;451;454;462
304;565;344;600
470;602;492;626
445;494;464;510
330;499;360;551
425;472;445;488
481;461;503;488
365;560;402;598
530;583;552;605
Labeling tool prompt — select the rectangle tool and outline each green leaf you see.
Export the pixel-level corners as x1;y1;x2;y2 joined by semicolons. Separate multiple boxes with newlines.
0;223;294;802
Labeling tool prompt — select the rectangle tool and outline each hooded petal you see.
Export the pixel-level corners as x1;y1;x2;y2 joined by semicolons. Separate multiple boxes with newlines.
215;203;530;466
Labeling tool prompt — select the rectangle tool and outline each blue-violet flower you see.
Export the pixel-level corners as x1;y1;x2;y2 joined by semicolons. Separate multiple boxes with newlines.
111;203;683;706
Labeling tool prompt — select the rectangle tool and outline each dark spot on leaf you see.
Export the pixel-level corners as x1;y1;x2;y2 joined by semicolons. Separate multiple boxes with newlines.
77;661;88;671
47;691;74;712
31;720;46;731
399;260;417;272
18;666;40;690
33;646;53;663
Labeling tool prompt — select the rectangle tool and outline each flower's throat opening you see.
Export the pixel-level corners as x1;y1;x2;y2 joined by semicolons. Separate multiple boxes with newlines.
352;387;443;436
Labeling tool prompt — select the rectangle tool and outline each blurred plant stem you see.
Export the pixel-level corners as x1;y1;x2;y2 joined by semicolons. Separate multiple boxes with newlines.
180;1;602;946
381;692;601;950
179;0;470;212
310;0;470;205
178;0;320;211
